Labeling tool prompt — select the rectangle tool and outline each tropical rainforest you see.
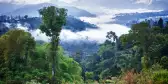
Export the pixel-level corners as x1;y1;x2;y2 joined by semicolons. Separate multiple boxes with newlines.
1;6;168;84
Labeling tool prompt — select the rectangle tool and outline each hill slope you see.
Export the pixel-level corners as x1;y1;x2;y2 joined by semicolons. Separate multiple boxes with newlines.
3;3;96;17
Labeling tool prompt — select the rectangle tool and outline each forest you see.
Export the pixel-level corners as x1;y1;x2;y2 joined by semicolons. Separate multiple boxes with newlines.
1;6;168;84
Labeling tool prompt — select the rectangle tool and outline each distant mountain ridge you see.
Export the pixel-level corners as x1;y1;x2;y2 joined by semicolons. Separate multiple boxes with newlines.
111;10;168;27
0;15;97;36
0;2;96;17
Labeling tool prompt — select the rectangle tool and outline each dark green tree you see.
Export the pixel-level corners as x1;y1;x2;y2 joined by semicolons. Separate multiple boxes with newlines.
158;18;164;28
161;56;168;69
0;29;35;83
39;6;67;83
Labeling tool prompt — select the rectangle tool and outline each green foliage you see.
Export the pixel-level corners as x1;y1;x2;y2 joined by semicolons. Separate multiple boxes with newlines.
85;72;94;80
1;10;168;84
0;29;83;83
116;64;163;84
152;70;168;84
115;46;142;72
39;6;67;37
59;56;83;83
0;29;35;82
39;6;67;83
160;56;168;69
100;68;111;78
83;21;168;83
26;80;41;84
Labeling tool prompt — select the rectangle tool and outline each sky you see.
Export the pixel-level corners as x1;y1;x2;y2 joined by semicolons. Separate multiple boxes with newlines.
0;0;152;5
0;0;50;4
59;0;152;4
0;0;166;10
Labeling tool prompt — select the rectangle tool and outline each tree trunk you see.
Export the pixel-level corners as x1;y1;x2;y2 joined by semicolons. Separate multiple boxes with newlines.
51;35;60;84
51;35;56;84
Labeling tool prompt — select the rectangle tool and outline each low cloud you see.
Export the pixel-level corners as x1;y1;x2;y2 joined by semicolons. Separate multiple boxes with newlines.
60;24;130;43
16;23;130;43
58;0;78;3
16;8;161;43
135;0;153;5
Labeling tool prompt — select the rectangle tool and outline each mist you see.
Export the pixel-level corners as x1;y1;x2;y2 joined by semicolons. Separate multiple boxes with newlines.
15;8;162;43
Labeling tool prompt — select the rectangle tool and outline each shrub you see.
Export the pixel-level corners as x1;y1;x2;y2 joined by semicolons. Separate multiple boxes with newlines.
123;71;137;84
117;70;153;84
150;63;163;71
85;72;94;80
160;56;168;69
152;70;168;84
136;70;153;84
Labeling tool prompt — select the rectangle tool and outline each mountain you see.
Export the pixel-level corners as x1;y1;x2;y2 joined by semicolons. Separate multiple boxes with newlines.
65;16;97;31
3;3;96;17
111;10;168;27
5;3;55;17
0;15;97;34
63;6;96;17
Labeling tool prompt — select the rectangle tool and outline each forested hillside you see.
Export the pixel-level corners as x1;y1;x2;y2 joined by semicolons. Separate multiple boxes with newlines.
1;6;168;84
0;15;97;34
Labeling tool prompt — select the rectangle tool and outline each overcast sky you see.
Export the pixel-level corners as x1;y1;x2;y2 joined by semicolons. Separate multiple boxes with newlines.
0;0;152;5
0;0;167;10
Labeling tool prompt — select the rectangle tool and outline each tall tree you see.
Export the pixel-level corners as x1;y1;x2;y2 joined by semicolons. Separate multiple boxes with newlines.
158;18;164;28
39;6;67;83
106;31;119;49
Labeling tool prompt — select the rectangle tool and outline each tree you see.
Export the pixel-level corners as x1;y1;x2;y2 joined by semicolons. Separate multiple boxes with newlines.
129;22;154;69
106;31;120;50
161;56;168;69
0;29;35;82
39;6;67;83
24;15;28;19
158;18;164;28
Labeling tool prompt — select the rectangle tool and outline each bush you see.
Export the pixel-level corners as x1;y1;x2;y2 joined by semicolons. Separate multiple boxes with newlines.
0;81;4;84
85;72;94;80
160;56;168;69
117;70;153;84
150;63;163;71
152;70;168;84
7;80;23;84
123;71;137;84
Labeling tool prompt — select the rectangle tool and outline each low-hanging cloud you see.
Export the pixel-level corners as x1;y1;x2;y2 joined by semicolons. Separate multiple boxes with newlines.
17;8;161;43
16;23;130;43
60;24;130;43
135;0;153;5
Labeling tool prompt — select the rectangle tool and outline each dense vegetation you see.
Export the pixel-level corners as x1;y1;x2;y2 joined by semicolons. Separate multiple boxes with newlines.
80;18;168;83
1;6;168;84
0;30;83;84
0;6;83;84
